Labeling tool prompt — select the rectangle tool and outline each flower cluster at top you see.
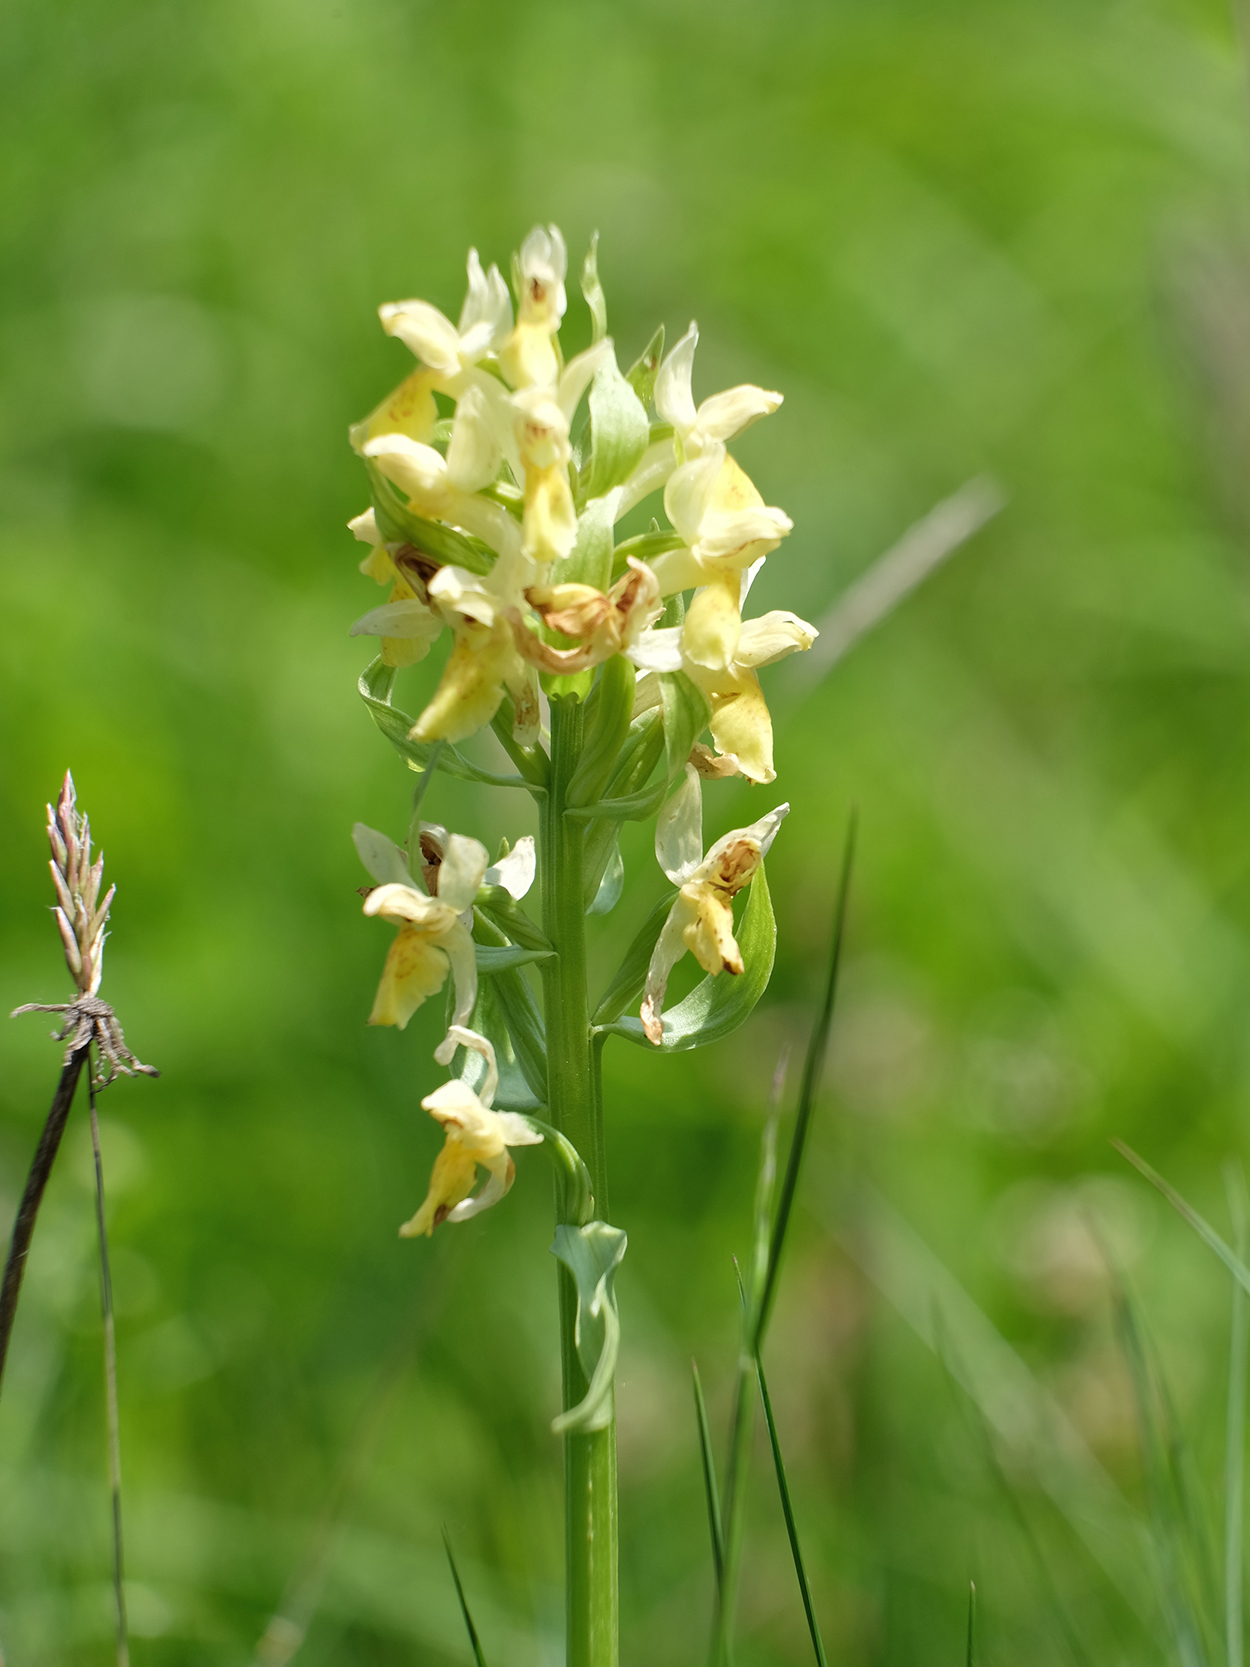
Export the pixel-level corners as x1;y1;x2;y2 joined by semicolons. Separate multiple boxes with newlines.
347;223;816;786
347;225;816;1239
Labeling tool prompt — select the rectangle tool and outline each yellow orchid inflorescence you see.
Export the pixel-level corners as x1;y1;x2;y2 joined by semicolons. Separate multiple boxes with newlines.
347;224;814;1244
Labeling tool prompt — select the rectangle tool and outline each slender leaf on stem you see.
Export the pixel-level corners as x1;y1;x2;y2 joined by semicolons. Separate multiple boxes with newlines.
1226;1161;1249;1667
756;1352;828;1667
966;1582;976;1667
754;816;855;1351
692;1360;725;1591
1114;1141;1250;1300
442;1528;489;1667
550;1222;628;1434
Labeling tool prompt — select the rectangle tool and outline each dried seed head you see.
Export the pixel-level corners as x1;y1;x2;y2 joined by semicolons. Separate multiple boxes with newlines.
45;771;111;996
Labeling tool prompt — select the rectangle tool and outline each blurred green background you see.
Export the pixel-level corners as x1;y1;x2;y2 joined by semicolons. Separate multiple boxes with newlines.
4;0;1250;1660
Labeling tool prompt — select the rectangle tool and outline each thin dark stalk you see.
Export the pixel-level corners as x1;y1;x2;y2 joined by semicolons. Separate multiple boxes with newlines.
692;1360;725;1591
443;1527;489;1667
755;1353;828;1667
89;1067;130;1667
0;1045;90;1397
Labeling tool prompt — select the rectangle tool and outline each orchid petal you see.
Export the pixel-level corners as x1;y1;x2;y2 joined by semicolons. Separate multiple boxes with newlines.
655;322;698;436
437;834;491;912
734;610;818;669
695;384;782;443
484;836;536;900
349;599;443;644
352;823;413;887
379;300;462;376
655;764;703;885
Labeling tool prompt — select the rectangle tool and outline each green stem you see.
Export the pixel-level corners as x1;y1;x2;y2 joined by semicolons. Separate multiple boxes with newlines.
540;695;618;1667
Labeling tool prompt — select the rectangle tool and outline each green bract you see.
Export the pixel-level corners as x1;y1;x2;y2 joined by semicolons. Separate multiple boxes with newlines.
550;1222;628;1435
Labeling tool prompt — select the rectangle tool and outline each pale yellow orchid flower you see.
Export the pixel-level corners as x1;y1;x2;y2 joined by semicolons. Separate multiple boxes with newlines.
510;341;613;564
349;249;511;456
650;444;792;674
410;565;540;746
499;224;568;390
630;609;817;783
640;788;788;1044
378;248;512;380
357;822;488;1030
654;322;782;460
400;1027;543;1238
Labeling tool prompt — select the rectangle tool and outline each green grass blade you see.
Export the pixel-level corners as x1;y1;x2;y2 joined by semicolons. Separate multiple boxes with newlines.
442;1528;488;1667
1113;1281;1213;1667
1113;1141;1250;1300
750;1052;787;1313
692;1359;725;1591
755;1353;828;1667
754;815;855;1352
711;1354;755;1667
1226;1162;1249;1667
966;1581;976;1667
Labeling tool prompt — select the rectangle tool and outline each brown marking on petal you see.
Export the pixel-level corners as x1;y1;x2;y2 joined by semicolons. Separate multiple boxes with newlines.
710;838;762;893
393;547;439;591
419;830;443;895
357;885;378;899
689;742;741;780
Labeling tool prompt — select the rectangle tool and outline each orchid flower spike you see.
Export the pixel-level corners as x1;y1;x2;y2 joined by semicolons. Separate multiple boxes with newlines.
400;1027;544;1237
355;821;488;1031
641;781;789;1044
